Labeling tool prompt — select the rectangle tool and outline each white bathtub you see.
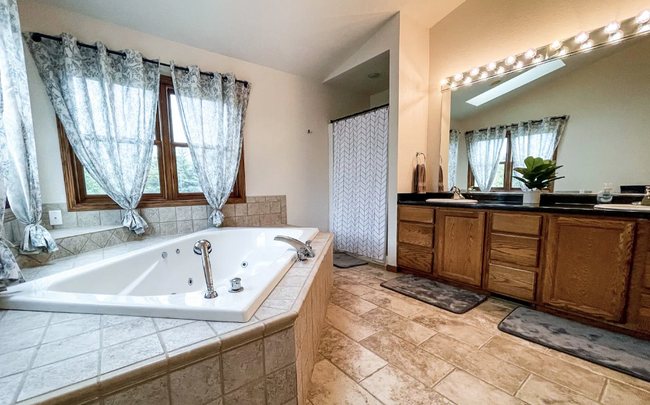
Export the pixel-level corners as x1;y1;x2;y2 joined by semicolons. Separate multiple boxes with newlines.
0;227;319;322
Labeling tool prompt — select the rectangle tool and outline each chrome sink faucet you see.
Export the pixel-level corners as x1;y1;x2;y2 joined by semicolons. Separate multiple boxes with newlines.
193;239;218;299
274;236;315;261
450;186;466;200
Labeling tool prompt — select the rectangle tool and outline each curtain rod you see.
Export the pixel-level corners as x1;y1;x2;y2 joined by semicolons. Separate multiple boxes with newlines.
28;32;250;87
465;115;568;135
330;103;389;124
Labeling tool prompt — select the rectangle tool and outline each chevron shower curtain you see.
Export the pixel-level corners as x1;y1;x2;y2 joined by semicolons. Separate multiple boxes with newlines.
331;106;389;261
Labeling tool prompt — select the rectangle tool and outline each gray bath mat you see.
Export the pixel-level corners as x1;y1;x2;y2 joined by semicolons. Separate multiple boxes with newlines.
499;307;650;382
334;252;368;268
380;274;487;314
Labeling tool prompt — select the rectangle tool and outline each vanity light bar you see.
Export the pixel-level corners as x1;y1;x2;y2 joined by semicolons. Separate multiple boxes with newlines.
442;9;650;91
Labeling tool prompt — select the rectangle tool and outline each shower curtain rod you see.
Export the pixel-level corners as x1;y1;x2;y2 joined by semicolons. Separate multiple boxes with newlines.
28;32;249;87
330;103;389;124
465;115;568;135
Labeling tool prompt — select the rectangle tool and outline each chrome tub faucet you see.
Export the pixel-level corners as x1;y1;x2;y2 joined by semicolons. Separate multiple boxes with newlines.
193;239;218;299
274;236;315;261
450;185;466;200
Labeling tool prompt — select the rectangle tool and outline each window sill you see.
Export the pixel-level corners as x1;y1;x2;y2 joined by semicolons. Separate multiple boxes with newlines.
49;225;123;240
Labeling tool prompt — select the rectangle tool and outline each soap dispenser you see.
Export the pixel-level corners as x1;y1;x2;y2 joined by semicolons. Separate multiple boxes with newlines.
597;183;613;204
641;186;650;206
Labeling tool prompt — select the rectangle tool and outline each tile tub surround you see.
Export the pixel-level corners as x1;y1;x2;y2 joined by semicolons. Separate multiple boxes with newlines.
3;196;288;268
308;265;650;405
0;232;332;405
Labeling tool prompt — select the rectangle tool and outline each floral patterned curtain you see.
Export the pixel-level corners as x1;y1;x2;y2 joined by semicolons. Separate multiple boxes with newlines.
170;64;250;227
0;0;56;257
466;126;507;192
511;117;568;189
1;149;22;286
24;33;160;234
448;129;461;190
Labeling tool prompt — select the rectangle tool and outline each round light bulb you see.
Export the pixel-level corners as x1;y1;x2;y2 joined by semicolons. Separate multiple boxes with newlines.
440;78;449;85
463;77;472;85
635;9;650;24
609;30;624;42
580;39;594;50
480;71;488;79
604;21;621;34
470;67;480;77
575;31;589;44
558;46;569;56
454;73;464;82
524;48;536;59
505;55;517;66
514;61;524;69
496;66;505;74
486;62;497;71
450;82;457;89
533;54;545;64
549;40;563;51
639;23;650;34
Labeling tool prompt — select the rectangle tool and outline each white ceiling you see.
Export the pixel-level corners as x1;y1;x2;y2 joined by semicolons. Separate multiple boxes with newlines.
326;51;390;96
31;0;465;80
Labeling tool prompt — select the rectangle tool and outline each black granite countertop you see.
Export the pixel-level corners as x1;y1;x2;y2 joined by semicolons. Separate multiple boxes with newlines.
398;192;650;219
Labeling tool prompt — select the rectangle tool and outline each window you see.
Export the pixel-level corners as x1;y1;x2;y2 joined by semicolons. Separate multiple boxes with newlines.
59;75;246;211
468;130;556;192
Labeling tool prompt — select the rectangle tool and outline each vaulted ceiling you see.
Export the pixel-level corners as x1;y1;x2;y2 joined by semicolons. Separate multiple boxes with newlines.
31;0;464;80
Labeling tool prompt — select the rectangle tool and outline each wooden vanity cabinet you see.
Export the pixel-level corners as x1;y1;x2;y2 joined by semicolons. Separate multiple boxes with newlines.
541;216;636;323
485;212;543;301
433;208;486;286
397;206;434;273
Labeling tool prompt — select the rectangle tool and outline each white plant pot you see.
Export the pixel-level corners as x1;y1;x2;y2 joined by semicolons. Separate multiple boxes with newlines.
522;190;542;206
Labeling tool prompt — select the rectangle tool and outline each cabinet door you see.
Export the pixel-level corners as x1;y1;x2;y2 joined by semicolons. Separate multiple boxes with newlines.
542;216;635;322
434;209;486;286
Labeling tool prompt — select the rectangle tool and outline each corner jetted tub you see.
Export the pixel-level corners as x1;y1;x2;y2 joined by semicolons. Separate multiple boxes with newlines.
0;227;319;322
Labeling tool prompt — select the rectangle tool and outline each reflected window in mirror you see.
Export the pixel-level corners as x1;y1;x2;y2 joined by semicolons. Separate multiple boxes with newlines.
58;75;246;211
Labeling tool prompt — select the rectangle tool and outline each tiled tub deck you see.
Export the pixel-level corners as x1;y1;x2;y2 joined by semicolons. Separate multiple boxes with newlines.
0;232;333;405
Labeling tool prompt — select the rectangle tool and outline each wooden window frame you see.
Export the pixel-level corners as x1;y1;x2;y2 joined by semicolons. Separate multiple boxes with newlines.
59;75;246;211
467;130;557;192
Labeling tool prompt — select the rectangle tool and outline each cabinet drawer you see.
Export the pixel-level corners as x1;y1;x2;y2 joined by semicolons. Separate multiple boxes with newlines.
398;245;433;273
399;222;434;248
399;206;434;224
490;234;540;268
492;213;542;236
487;264;536;301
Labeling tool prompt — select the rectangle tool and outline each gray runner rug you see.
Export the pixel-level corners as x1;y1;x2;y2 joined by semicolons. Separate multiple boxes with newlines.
499;307;650;382
333;252;368;268
380;274;487;314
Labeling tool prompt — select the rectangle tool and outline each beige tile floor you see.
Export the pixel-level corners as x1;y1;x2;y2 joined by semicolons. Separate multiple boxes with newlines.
307;264;650;405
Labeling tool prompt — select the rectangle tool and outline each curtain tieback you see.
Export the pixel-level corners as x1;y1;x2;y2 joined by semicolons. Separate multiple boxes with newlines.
0;236;16;249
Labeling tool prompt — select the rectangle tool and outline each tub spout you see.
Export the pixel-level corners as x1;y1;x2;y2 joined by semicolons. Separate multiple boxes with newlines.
193;240;218;299
274;236;315;261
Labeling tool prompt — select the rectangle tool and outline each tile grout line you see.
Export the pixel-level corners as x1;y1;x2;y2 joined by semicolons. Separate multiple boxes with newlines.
513;373;533;397
325;359;387;405
598;379;610;403
11;312;53;405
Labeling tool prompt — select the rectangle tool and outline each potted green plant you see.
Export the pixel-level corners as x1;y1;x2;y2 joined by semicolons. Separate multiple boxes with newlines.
514;156;564;205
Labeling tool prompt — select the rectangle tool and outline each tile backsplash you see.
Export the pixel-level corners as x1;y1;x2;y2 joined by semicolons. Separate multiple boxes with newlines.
3;195;287;268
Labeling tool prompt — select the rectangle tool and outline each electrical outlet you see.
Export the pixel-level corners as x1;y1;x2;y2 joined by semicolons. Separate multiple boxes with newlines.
49;210;63;226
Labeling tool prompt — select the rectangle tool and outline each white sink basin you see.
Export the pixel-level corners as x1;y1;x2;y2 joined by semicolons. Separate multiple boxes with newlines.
594;204;650;212
426;198;479;205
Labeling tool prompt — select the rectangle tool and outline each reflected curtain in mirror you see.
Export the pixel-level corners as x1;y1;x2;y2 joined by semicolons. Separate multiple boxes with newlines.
512;116;568;189
24;33;160;234
465;126;507;191
0;0;56;255
170;65;250;227
331;106;389;261
448;129;461;190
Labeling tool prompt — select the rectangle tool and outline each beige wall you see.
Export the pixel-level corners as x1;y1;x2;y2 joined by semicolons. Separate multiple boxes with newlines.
18;0;368;232
398;14;430;194
370;90;390;107
452;36;650;193
427;0;650;191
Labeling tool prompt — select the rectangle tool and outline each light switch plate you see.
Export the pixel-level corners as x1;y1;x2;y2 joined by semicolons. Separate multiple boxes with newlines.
49;210;63;226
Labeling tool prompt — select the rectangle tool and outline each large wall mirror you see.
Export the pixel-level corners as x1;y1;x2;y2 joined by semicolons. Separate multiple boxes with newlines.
440;29;650;194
